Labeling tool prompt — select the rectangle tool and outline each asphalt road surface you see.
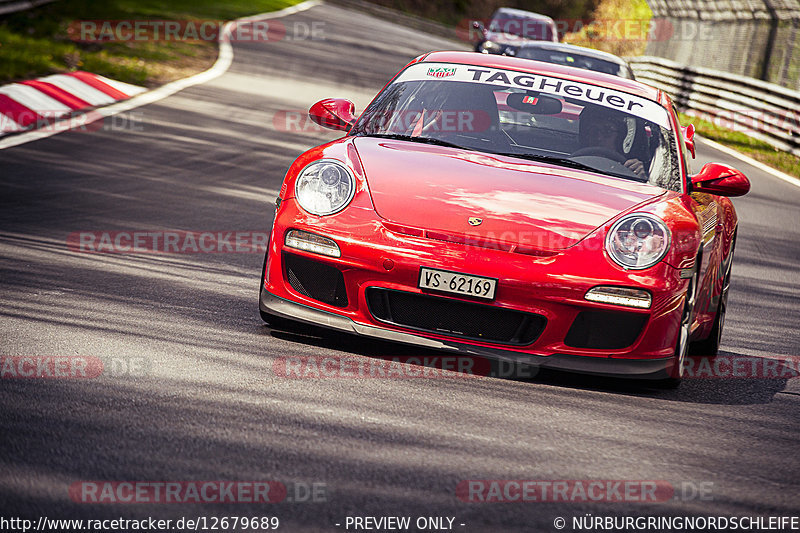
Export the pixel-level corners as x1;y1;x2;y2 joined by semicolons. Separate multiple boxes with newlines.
1;4;799;532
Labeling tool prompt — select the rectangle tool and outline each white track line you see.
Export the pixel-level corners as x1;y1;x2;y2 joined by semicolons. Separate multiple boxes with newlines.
696;135;800;190
93;75;148;97
0;0;321;150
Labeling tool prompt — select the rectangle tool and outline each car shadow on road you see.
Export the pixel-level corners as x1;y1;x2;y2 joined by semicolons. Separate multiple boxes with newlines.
266;325;798;405
501;350;799;405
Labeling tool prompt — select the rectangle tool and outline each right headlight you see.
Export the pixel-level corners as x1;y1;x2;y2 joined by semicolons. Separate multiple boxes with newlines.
605;213;671;270
294;159;356;216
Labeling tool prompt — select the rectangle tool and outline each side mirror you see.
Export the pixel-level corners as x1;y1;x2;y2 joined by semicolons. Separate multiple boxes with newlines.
690;163;750;197
681;123;696;159
309;98;357;132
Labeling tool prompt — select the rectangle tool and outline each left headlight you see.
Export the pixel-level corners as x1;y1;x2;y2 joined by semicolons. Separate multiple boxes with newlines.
605;213;671;270
294;159;356;216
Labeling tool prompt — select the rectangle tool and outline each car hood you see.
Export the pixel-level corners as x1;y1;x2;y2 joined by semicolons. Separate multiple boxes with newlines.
353;137;666;251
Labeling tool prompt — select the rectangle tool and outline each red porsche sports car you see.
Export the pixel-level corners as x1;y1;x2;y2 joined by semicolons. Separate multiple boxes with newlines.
259;51;750;386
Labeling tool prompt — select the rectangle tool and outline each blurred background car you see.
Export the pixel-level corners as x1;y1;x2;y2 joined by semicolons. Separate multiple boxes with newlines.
503;42;636;79
473;7;558;55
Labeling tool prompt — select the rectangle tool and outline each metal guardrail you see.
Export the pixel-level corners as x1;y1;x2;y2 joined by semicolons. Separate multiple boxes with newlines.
0;0;56;16
629;56;800;158
644;0;800;91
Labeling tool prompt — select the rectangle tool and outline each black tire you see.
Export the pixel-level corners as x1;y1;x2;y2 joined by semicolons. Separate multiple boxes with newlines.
653;269;697;389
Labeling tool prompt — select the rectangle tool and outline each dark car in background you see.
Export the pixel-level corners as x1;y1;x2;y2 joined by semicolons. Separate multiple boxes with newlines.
508;41;636;79
473;7;558;55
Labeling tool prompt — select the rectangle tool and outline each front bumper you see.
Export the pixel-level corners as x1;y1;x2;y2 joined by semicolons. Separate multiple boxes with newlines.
260;289;673;379
262;198;688;379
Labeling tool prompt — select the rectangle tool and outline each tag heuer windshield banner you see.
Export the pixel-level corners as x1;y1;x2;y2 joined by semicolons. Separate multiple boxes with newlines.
395;62;670;129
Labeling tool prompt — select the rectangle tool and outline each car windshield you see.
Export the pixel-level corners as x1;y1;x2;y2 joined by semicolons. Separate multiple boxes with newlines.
489;16;554;40
351;63;680;190
515;48;631;79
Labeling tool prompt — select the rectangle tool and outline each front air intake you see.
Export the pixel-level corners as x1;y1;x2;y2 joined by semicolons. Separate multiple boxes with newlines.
564;310;648;350
284;252;348;308
366;287;546;345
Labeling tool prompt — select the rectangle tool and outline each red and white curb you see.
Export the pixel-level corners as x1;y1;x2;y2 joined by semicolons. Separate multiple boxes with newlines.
0;71;146;136
0;0;320;150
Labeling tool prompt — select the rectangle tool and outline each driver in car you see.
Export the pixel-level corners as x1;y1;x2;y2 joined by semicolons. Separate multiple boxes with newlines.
577;106;646;179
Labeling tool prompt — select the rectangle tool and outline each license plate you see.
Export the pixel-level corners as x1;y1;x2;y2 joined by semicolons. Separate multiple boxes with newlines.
418;267;497;300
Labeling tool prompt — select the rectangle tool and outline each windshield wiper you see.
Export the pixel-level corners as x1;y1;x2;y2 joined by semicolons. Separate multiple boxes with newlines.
357;133;469;151
489;152;603;173
356;139;642;181
493;152;650;182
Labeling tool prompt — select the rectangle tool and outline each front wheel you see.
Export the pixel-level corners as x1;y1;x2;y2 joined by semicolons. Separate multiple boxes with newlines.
654;270;697;389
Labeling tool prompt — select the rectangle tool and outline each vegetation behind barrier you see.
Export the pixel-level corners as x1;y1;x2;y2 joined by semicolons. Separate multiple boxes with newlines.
0;0;299;85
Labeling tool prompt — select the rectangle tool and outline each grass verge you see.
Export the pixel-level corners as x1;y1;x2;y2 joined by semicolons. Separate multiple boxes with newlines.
678;112;799;178
0;0;301;87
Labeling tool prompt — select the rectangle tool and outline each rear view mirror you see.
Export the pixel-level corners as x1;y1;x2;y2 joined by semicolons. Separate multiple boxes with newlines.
690;163;750;197
309;98;357;132
505;92;562;115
